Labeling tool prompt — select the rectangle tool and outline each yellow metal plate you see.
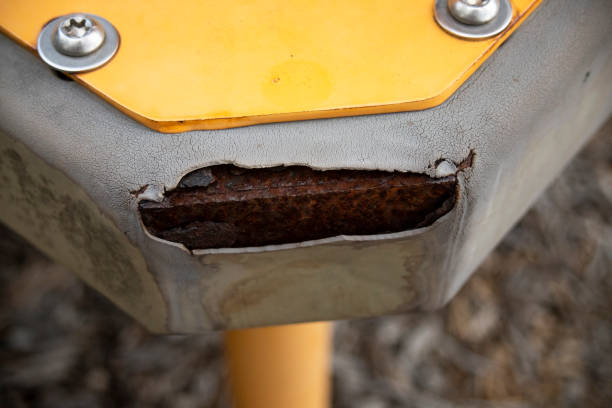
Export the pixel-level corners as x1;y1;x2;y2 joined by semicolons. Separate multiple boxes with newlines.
0;0;541;132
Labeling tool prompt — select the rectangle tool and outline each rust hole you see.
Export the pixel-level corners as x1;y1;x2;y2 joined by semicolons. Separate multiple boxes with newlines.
138;165;458;250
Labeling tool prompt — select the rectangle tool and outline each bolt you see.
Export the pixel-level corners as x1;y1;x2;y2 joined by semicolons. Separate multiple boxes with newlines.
447;0;501;25
52;14;105;57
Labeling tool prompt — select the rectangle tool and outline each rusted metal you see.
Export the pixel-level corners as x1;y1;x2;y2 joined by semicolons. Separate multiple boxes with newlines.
138;165;458;250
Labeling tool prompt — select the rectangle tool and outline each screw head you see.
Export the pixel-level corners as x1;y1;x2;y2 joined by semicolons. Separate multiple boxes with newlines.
37;13;119;73
434;0;513;40
448;0;501;25
52;15;106;57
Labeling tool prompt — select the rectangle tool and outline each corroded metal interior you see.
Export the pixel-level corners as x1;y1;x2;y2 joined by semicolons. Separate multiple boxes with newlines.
139;165;458;250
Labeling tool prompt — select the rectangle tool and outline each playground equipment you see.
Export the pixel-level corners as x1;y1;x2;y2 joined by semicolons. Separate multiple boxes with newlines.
1;0;611;406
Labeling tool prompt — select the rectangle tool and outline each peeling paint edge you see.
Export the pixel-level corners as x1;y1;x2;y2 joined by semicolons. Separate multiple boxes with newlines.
133;153;475;255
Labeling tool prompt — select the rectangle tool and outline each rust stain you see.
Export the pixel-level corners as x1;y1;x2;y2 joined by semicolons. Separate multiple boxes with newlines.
130;184;149;196
139;165;458;250
457;149;476;172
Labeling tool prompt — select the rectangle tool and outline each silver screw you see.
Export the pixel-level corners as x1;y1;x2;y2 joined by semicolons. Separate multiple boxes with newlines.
434;0;512;39
38;13;119;73
52;15;106;57
447;0;501;25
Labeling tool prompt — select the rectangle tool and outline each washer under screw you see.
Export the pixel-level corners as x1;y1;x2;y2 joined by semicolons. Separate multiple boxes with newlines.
37;13;119;73
434;0;513;40
52;15;106;57
448;0;501;25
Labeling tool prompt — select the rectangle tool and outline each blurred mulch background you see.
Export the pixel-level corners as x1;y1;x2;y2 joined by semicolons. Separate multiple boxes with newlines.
1;118;610;408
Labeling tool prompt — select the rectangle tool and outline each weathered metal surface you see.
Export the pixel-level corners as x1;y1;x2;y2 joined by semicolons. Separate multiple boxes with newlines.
0;129;168;332
1;0;611;331
139;165;458;250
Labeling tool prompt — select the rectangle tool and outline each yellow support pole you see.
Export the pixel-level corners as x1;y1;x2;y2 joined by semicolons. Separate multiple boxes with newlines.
224;322;332;408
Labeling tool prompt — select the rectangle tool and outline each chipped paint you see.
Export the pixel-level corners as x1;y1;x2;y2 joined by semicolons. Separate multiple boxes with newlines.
139;165;459;250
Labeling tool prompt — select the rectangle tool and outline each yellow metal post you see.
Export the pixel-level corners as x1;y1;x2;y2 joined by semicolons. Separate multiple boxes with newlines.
224;322;332;408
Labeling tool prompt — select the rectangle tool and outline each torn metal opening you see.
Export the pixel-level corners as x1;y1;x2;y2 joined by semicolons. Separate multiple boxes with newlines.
138;165;459;250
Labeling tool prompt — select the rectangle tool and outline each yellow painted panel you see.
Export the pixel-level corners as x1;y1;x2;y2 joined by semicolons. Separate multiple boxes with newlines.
0;0;541;132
